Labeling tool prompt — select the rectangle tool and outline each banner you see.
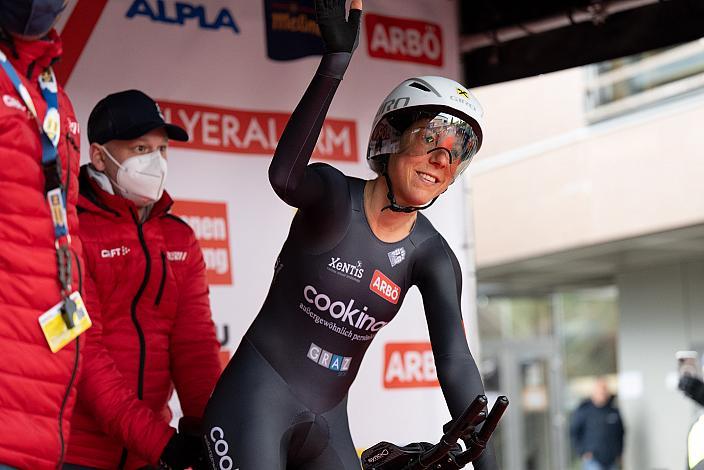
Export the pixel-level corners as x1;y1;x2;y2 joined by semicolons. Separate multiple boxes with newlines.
61;0;475;454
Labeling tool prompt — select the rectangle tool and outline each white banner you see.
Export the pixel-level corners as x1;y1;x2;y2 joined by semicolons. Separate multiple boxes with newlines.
61;0;476;455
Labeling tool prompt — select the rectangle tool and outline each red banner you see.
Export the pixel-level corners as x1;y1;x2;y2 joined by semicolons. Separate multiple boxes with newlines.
365;13;444;67
159;100;358;162
171;200;233;285
384;342;439;389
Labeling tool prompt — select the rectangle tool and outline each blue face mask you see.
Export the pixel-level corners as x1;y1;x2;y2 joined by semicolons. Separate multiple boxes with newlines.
0;0;67;39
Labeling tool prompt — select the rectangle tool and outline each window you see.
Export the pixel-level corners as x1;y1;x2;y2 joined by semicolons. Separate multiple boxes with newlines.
585;39;704;122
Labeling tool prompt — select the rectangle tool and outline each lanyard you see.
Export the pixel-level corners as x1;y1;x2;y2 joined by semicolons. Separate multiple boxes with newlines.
0;49;76;328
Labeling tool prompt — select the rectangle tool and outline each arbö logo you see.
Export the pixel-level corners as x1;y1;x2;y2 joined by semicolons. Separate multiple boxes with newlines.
365;13;443;66
369;270;400;305
126;0;240;34
384;342;439;389
208;427;236;470
303;285;386;332
327;256;364;282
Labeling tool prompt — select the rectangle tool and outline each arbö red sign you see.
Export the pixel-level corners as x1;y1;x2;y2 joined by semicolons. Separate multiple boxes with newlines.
384;342;439;389
365;13;443;67
159;100;357;162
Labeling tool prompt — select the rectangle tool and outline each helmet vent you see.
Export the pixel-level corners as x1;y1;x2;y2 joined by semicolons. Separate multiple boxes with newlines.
409;82;432;92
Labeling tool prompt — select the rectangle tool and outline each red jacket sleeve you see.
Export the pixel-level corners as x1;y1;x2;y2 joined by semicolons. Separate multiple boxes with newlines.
169;233;222;418
78;270;175;465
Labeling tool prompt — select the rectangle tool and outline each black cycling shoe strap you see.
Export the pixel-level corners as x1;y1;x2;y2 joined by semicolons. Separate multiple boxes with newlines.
268;52;351;208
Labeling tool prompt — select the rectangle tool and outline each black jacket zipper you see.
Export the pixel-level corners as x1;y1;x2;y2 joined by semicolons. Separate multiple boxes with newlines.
119;211;152;469
154;252;166;306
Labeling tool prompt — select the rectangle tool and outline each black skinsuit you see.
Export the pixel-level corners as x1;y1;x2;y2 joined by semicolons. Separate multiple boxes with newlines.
202;53;497;470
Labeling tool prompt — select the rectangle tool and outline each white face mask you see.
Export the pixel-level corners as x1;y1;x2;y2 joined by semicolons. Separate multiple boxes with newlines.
100;145;168;206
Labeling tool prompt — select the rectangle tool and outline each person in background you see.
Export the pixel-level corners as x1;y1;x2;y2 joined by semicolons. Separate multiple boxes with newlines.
679;367;704;469
0;1;87;468
62;89;222;470
570;378;625;470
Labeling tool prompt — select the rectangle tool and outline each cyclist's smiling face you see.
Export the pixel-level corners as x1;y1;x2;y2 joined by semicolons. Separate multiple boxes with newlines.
386;118;460;206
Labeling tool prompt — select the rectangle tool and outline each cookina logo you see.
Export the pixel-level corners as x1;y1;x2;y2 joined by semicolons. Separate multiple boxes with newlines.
307;342;352;374
369;270;400;304
327;256;364;282
301;285;387;333
387;247;406;267
365;13;443;67
207;426;237;470
384;342;439;389
126;0;240;34
171;200;233;285
159;100;358;162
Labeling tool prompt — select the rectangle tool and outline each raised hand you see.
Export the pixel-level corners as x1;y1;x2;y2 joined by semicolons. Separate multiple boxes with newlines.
315;0;363;53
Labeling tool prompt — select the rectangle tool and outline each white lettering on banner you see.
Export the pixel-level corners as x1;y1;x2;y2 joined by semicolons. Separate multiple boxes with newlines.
370;24;441;61
385;350;437;384
365;14;444;67
126;0;240;34
384;343;440;388
315;125;351;159
159;101;358;162
202;247;229;274
171;200;232;285
180;215;227;241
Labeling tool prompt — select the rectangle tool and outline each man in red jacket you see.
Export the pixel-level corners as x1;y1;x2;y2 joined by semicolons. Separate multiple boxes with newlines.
0;2;87;469
63;90;222;470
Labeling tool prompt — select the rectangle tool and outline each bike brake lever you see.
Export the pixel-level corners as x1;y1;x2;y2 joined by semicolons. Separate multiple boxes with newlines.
454;396;509;467
441;409;486;436
417;395;488;468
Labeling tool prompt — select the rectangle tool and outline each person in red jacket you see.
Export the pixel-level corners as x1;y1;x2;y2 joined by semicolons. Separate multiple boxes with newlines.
0;2;87;469
62;90;222;470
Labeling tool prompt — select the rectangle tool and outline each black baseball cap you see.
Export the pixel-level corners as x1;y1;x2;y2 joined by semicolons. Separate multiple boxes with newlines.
87;89;188;144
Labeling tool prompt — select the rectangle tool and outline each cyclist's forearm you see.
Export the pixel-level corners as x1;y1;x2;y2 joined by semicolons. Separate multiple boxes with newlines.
268;53;351;207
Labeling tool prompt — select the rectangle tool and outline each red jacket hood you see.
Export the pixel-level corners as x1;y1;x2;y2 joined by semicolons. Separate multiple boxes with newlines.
0;29;62;79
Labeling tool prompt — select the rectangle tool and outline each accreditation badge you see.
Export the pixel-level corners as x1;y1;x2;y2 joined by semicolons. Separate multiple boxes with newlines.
38;291;92;353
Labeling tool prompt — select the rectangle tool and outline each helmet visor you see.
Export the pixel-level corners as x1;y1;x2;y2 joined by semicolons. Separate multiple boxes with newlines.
368;112;480;179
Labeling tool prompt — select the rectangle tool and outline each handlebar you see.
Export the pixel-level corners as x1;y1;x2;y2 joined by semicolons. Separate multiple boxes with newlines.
360;395;509;470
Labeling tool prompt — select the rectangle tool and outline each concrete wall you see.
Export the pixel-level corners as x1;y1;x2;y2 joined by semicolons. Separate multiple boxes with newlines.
617;261;704;470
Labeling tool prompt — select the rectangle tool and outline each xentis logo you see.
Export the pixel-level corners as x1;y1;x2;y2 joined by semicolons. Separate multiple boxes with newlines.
307;343;351;374
365;13;443;67
159;100;358;162
299;285;387;342
126;0;240;34
171;200;233;285
327;256;364;283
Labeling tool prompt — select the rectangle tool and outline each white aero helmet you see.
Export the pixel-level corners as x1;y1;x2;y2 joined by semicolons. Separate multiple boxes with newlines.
367;76;484;179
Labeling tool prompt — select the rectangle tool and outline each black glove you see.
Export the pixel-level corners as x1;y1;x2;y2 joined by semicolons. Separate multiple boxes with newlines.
159;431;204;470
679;375;704;407
315;0;362;53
